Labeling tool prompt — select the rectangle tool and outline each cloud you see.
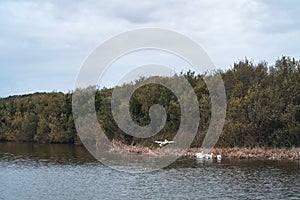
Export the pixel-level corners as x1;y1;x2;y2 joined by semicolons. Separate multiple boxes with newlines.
0;0;300;96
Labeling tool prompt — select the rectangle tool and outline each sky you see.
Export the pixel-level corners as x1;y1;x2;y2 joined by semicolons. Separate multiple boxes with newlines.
0;0;300;97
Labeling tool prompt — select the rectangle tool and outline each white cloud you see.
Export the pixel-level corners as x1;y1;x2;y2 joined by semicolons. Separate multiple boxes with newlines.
0;0;300;96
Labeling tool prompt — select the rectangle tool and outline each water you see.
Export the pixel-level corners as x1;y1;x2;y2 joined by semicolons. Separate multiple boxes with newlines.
0;143;299;200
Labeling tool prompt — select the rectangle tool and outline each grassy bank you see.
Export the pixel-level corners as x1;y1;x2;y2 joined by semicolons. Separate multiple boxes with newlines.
110;140;300;160
187;147;300;160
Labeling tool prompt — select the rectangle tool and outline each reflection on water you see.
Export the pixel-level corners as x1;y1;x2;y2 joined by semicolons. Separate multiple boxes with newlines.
0;142;96;164
0;142;300;200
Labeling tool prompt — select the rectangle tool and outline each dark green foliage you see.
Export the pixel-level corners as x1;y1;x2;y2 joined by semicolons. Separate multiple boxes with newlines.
0;56;299;147
0;92;75;143
219;57;300;148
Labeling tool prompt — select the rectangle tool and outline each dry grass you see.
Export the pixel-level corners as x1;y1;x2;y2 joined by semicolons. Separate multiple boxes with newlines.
110;139;187;157
189;147;300;160
109;140;300;160
110;139;153;154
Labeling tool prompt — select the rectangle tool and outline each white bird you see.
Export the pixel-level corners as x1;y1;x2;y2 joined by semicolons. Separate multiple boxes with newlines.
195;151;205;159
154;139;174;147
216;154;222;161
205;153;213;159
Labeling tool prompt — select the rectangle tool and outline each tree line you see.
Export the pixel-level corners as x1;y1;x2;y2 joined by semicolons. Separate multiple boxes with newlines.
0;56;299;148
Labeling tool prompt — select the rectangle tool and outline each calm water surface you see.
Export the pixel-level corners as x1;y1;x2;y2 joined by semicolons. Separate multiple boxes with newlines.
0;142;299;200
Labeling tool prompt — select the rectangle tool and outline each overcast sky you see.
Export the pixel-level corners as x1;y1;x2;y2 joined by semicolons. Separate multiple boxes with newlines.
1;0;300;97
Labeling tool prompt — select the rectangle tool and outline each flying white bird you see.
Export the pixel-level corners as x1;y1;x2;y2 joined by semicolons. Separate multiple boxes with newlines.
154;139;174;147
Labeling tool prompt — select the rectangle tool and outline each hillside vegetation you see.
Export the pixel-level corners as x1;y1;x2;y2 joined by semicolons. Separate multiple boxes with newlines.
0;56;299;148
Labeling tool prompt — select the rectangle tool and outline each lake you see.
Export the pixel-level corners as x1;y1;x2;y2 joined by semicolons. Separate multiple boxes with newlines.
0;142;299;200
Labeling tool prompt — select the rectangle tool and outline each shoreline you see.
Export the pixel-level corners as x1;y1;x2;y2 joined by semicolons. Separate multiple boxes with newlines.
110;141;300;160
1;141;300;161
186;147;300;160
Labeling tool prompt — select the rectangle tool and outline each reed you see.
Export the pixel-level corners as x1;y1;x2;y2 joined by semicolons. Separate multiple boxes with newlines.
187;147;300;160
109;140;300;160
